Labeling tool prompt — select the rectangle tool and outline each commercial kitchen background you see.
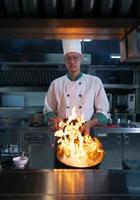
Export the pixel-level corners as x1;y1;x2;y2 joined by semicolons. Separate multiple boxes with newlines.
0;38;139;121
0;0;140;170
0;0;140;122
1;2;140;199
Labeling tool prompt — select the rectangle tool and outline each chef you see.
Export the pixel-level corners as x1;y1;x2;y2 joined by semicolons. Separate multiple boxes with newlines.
43;39;109;134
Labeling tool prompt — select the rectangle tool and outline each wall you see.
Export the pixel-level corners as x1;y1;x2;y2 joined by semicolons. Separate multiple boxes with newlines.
1;92;46;107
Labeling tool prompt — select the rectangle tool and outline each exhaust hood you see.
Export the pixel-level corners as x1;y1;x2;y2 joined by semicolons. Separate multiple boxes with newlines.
40;53;91;65
0;53;91;64
120;28;140;62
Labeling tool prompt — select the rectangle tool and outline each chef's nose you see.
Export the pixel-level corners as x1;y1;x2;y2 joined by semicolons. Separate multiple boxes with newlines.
69;58;76;64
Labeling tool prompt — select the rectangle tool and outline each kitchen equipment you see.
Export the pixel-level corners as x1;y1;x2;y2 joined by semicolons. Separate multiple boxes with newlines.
0;118;22;126
55;155;101;169
54;111;105;168
13;156;28;168
57;148;105;168
128;94;135;113
29;112;45;127
0;126;21;158
107;93;112;111
116;95;128;113
23;127;54;169
53;137;103;169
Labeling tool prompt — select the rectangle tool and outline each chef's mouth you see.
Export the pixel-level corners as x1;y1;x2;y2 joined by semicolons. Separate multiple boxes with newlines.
69;65;79;70
69;65;77;67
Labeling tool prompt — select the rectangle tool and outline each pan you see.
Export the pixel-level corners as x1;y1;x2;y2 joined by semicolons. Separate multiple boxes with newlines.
56;137;105;168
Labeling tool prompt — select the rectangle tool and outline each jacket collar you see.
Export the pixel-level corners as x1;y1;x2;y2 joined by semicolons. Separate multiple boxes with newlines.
67;72;83;81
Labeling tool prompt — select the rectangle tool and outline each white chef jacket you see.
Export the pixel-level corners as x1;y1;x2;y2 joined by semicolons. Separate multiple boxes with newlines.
43;73;109;122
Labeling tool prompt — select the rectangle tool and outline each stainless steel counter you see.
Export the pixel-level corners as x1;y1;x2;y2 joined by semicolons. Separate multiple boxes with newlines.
23;126;140;134
94;127;140;134
0;169;140;199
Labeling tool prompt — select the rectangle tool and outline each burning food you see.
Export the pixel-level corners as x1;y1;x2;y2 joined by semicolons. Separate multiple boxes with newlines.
55;108;105;168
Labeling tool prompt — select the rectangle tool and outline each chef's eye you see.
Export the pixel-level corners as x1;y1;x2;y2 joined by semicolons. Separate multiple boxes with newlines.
73;56;80;61
64;56;81;62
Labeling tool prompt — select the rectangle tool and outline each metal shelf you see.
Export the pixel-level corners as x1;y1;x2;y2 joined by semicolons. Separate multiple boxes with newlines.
0;84;139;92
0;87;47;92
104;84;139;89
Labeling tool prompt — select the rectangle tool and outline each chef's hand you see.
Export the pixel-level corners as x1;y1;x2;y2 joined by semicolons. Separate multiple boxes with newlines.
81;118;99;135
49;117;63;131
81;122;91;135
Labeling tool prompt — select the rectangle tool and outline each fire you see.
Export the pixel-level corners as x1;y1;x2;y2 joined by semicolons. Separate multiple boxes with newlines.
55;107;105;168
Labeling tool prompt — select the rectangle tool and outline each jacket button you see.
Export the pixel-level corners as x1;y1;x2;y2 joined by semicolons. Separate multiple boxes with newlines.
79;94;82;97
79;82;81;85
67;106;69;109
79;106;82;109
67;94;70;97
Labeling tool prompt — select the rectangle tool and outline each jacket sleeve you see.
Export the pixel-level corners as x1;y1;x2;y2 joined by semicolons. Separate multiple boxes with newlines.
92;78;109;125
43;81;57;124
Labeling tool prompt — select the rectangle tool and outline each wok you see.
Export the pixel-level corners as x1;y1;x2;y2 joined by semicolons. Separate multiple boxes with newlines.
56;146;105;168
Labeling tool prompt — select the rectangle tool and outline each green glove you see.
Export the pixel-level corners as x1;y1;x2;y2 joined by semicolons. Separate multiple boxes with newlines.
92;113;108;125
44;112;56;124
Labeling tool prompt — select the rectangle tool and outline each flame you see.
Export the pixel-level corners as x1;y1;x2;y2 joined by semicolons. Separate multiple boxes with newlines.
55;107;105;167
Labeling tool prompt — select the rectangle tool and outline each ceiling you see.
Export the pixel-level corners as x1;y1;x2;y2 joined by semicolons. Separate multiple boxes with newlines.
0;0;140;39
0;0;139;64
0;0;140;88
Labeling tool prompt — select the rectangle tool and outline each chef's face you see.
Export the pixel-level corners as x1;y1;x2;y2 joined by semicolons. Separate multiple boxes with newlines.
64;52;83;74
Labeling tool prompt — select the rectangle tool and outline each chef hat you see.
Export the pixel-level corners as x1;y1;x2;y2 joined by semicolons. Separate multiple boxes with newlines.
62;39;82;56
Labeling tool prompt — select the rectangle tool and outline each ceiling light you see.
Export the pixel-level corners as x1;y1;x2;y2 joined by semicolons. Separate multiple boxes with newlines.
80;39;92;42
110;54;120;59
